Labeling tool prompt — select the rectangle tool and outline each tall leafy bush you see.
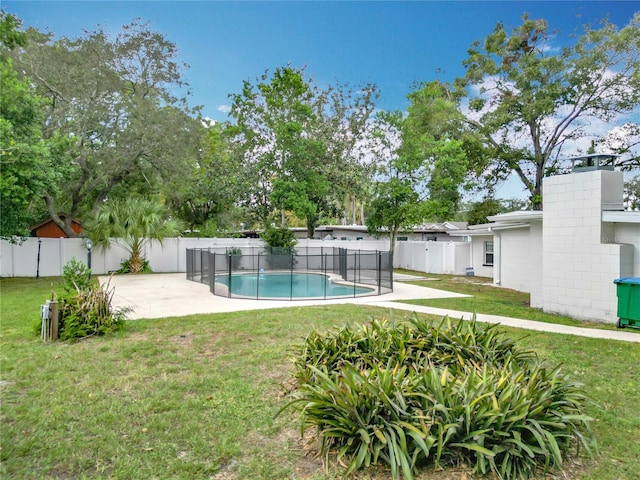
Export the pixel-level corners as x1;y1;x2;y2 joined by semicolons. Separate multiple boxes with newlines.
261;226;297;269
261;226;297;254
280;316;596;480
54;260;129;341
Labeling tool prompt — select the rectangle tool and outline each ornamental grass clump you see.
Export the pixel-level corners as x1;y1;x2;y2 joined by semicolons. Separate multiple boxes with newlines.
53;259;129;341
280;316;597;480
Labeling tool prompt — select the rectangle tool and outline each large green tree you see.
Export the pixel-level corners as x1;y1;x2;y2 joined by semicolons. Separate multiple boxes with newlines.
625;175;640;211
0;12;64;238
9;20;202;236
367;109;467;254
410;14;640;209
462;197;529;225
166;121;243;231
229;66;378;237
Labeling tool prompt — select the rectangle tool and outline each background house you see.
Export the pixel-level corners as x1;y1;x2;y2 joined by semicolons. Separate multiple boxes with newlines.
452;167;640;323
292;222;468;241
30;215;83;238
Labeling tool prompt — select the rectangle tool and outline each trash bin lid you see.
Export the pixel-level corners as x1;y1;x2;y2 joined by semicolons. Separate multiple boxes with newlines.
613;277;640;284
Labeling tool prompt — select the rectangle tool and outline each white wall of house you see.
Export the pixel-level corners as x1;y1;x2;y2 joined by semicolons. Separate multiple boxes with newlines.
608;222;640;276
528;222;544;308
542;170;635;323
469;235;494;278
495;223;543;307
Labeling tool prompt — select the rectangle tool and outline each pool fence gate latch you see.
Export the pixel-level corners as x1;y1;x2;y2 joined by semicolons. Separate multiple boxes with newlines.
40;300;59;342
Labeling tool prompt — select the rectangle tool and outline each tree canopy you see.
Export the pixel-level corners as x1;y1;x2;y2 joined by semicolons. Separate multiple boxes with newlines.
0;12;59;238
408;13;640;210
228;66;378;237
367;99;468;254
166;121;244;232
4;11;639;239
7;19;202;236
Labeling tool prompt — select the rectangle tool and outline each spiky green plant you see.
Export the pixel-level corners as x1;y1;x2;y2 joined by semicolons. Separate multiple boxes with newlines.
57;279;129;341
86;197;183;273
280;315;597;480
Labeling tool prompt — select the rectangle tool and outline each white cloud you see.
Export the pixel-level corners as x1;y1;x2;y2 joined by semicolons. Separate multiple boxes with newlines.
461;68;640;161
217;104;231;113
201;116;216;128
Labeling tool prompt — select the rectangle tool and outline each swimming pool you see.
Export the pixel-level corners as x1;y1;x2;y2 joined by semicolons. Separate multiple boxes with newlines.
215;272;374;299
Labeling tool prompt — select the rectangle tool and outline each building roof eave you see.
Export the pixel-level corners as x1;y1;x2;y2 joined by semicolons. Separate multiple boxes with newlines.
602;211;640;224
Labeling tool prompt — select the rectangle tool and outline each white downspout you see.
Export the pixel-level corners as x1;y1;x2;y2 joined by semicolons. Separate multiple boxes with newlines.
494;231;501;286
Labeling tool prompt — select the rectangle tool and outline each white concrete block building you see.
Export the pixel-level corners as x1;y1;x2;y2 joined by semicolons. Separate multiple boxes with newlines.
451;168;640;323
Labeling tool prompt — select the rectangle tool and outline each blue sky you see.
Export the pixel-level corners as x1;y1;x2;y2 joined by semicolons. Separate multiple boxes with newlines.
4;1;637;121
3;1;639;199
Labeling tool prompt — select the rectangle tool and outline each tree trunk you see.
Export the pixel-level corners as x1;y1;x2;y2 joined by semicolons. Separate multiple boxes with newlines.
44;195;81;238
352;197;357;224
129;241;144;273
531;184;543;211
389;226;398;256
306;218;316;239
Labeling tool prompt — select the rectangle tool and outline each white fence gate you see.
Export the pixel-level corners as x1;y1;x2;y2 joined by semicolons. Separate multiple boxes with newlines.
394;241;471;275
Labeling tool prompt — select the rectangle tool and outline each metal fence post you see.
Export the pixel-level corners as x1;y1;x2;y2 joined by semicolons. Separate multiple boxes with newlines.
256;254;260;299
290;252;294;300
323;253;327;299
377;251;382;295
211;251;216;294
227;254;232;298
353;252;356;297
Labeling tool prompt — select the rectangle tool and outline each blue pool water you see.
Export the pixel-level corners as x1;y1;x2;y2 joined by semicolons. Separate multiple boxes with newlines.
216;272;373;298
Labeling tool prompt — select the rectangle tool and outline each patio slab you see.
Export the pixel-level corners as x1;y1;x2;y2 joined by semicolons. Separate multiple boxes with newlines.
99;273;640;343
100;272;468;319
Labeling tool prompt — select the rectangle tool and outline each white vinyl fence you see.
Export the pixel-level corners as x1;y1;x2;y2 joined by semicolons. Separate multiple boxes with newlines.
394;241;471;275
0;236;470;277
0;237;392;277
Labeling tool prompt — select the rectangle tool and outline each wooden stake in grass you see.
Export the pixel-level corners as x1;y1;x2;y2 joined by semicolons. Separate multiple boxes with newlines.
49;300;58;340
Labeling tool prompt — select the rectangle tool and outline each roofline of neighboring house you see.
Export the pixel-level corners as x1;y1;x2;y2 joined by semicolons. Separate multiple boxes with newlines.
487;210;543;223
291;223;467;234
448;222;531;236
291;225;369;233
29;214;82;231
450;208;640;238
602;211;640;223
448;210;541;236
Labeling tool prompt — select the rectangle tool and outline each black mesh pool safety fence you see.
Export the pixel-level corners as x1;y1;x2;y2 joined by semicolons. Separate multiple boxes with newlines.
186;246;393;300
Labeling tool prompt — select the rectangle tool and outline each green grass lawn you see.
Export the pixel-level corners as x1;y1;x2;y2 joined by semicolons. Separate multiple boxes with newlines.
1;277;639;479
395;270;639;332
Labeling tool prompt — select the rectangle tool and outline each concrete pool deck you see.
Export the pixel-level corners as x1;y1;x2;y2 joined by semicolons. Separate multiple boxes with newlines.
100;272;469;319
100;273;640;343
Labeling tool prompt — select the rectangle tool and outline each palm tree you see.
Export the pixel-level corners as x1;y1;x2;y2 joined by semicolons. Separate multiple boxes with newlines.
87;197;183;273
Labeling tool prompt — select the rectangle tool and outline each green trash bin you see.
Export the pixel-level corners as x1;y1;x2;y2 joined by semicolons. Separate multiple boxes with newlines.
613;277;640;329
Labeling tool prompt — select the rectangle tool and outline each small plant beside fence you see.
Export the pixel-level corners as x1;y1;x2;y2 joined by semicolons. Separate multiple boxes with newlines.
40;258;130;342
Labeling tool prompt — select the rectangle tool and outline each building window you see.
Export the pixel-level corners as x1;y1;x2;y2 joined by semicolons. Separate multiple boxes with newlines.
484;241;494;266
